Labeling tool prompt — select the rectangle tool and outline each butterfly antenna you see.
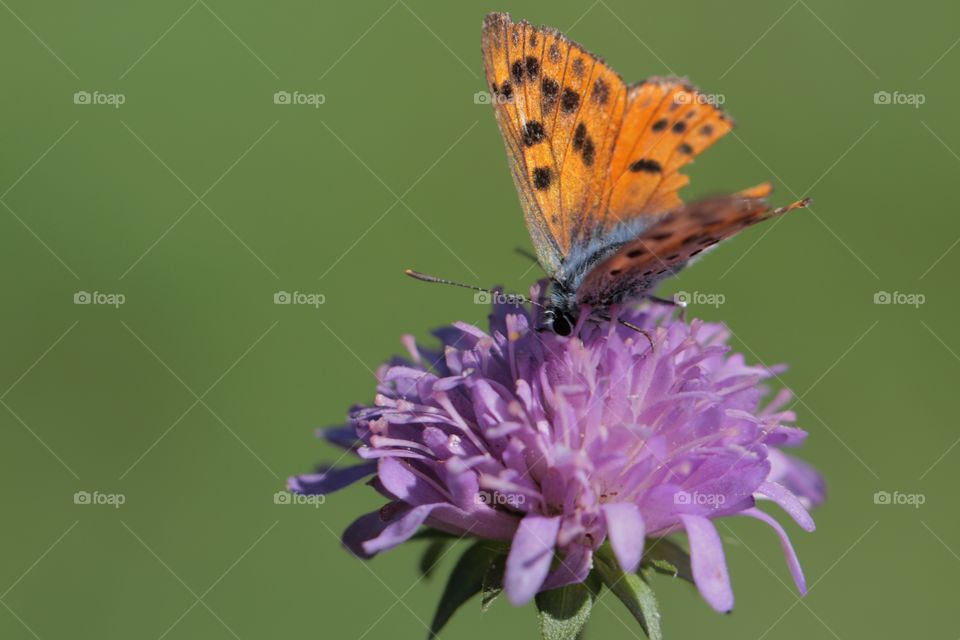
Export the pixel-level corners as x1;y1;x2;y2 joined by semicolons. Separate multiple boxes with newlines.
404;269;546;309
513;247;539;264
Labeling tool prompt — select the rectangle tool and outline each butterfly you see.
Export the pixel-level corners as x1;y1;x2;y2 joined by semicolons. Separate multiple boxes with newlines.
409;12;808;336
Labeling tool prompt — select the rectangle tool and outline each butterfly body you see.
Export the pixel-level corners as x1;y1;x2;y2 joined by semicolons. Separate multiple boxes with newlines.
429;13;809;336
544;216;666;333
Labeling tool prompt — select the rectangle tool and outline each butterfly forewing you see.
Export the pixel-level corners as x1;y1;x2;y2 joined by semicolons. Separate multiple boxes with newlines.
482;13;627;275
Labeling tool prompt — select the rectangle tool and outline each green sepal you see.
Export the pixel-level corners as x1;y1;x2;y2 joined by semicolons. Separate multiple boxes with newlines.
535;572;603;640
595;545;663;640
428;540;506;639
640;537;693;583
481;551;505;612
418;539;449;580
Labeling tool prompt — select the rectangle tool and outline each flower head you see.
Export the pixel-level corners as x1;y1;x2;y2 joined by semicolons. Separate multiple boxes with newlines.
292;286;824;613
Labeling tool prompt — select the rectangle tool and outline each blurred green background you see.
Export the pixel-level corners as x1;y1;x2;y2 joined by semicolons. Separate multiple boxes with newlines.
1;0;957;638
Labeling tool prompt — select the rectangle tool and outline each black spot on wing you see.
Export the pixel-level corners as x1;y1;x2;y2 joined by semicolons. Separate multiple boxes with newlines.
581;138;595;166
573;122;587;150
522;121;546;146
542;77;559;108
592;78;610;105
533;167;552;190
525;56;540;80
548;42;562;63
629;159;662;173
572;57;586;78
561;88;580;113
511;60;524;83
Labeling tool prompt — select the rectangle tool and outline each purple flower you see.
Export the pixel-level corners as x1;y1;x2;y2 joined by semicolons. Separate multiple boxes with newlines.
291;286;824;613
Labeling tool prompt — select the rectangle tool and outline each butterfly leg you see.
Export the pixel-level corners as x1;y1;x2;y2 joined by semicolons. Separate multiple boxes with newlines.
618;319;655;352
593;312;655;352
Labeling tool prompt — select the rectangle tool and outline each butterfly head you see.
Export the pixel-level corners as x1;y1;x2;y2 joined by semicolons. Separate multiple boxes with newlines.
540;306;577;336
540;282;580;336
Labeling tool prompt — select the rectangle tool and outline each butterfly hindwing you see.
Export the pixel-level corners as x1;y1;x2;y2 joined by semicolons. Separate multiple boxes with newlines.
576;192;809;307
604;79;735;226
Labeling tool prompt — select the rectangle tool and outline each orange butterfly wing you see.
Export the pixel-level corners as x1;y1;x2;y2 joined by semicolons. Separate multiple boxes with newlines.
604;79;734;223
481;13;626;275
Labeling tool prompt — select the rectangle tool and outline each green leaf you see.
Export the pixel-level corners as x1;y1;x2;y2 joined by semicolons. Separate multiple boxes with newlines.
595;546;662;640
481;551;505;612
641;537;693;583
535;573;602;640
428;541;505;639
419;539;449;580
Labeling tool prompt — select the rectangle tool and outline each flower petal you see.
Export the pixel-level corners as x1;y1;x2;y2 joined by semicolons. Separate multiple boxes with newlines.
377;457;446;505
741;507;807;594
766;450;826;510
287;462;377;495
342;510;389;559
504;515;561;605
755;481;815;532
680;514;734;613
315;425;361;450
602;502;646;572
362;503;438;556
542;544;593;590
